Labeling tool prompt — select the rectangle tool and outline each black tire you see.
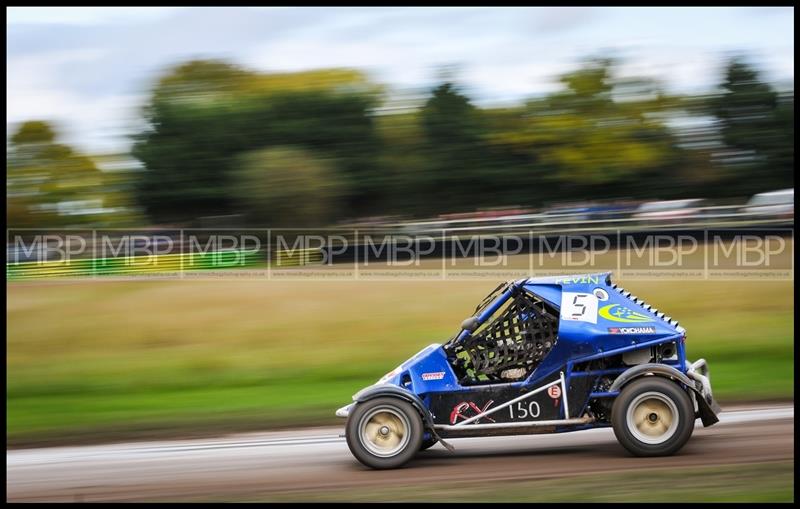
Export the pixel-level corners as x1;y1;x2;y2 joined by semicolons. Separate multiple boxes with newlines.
611;377;695;457
419;435;438;451
345;397;423;469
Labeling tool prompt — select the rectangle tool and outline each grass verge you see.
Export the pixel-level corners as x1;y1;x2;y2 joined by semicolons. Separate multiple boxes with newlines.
7;266;794;446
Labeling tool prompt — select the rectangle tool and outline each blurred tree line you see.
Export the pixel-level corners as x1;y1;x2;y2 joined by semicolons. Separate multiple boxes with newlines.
6;55;793;228
7;122;141;228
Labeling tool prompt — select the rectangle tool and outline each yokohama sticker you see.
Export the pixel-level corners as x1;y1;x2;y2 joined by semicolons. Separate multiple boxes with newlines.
421;372;445;381
608;326;657;334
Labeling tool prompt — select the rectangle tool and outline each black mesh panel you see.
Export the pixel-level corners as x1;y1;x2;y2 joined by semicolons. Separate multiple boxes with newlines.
447;290;559;384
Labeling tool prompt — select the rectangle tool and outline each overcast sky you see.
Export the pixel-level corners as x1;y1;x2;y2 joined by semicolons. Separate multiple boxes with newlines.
6;6;795;154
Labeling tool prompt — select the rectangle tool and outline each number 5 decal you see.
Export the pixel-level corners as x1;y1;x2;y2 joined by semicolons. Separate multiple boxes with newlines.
571;294;586;318
560;292;598;324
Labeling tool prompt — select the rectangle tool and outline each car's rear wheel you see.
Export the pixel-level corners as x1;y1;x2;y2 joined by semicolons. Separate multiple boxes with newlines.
345;397;423;469
612;377;695;456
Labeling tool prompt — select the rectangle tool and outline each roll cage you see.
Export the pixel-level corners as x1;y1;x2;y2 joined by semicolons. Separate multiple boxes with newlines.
444;282;560;385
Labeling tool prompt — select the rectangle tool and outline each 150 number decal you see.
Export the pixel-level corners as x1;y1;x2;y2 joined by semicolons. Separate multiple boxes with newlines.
508;401;541;420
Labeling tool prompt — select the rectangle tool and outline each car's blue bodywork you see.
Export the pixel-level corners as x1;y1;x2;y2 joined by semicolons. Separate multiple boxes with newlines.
338;272;719;440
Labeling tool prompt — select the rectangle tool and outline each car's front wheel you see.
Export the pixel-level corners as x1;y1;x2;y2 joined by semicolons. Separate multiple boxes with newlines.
345;397;423;469
612;377;695;457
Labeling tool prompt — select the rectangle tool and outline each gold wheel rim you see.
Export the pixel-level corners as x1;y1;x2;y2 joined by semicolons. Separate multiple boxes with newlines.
359;407;410;457
626;391;679;445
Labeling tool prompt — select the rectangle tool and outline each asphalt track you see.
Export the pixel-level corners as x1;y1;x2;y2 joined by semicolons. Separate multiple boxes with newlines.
6;404;794;502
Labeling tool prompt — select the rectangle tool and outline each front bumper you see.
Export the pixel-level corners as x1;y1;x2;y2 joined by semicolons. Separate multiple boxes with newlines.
335;403;354;419
686;358;721;425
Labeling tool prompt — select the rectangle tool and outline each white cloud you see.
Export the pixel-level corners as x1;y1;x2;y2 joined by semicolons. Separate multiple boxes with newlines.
7;49;143;153
6;7;794;154
6;7;183;26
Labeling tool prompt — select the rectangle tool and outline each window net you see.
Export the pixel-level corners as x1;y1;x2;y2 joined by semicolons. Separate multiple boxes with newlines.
446;289;560;384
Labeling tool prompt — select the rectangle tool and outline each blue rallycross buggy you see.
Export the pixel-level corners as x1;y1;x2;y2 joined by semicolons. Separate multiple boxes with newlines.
337;272;720;469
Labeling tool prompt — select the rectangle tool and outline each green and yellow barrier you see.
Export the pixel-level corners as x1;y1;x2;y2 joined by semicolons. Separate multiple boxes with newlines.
6;250;261;281
273;248;323;267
